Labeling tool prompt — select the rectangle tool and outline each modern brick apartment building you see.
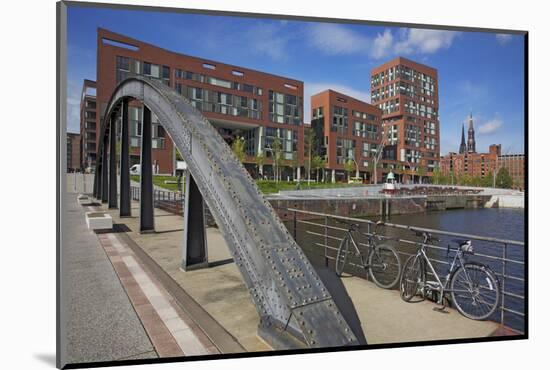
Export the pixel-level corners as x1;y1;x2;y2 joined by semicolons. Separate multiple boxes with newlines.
96;28;304;177
79;79;97;170
370;57;440;183
67;132;81;172
311;89;382;183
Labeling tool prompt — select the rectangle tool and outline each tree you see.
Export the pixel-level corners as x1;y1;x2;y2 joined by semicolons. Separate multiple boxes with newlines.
255;152;265;179
272;136;283;182
432;166;443;185
482;171;494;187
231;136;246;163
312;155;325;183
344;159;355;181
304;128;316;185
495;167;513;188
417;166;426;184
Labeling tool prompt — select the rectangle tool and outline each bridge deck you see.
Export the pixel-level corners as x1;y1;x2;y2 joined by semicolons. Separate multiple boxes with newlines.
97;200;501;350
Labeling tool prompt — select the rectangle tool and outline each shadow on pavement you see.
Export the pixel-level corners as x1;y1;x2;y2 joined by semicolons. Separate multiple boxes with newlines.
313;265;368;345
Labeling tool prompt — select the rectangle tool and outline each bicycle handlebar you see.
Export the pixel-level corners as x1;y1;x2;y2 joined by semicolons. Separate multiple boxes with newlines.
409;227;440;243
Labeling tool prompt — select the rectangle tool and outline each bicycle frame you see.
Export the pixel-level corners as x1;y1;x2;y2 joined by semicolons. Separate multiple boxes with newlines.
343;228;383;268
415;241;469;305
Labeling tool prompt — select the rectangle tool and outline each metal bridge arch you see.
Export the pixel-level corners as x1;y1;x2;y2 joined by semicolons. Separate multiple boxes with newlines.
93;76;357;349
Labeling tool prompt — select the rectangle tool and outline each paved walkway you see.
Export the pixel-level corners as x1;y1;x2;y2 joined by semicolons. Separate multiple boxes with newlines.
96;231;219;356
94;197;503;348
100;201;270;352
63;193;157;364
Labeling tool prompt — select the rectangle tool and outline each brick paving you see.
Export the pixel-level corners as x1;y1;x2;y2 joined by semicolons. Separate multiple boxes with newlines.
96;230;220;357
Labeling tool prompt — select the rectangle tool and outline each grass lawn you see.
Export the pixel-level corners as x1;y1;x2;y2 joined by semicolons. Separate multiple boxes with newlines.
256;180;365;194
130;175;182;192
130;175;364;194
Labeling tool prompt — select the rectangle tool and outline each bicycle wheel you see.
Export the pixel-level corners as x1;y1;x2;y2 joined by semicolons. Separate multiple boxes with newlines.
450;263;500;320
335;236;350;276
368;244;402;289
400;254;425;301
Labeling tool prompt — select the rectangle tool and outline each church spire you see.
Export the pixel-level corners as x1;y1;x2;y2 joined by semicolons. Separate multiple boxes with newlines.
467;112;476;153
459;123;467;154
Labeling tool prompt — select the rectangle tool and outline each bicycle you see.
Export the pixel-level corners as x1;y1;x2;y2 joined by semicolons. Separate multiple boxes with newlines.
400;229;500;320
334;219;402;289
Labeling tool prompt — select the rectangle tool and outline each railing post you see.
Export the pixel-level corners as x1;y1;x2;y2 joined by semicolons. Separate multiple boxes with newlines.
293;210;297;240
501;243;507;326
324;215;329;268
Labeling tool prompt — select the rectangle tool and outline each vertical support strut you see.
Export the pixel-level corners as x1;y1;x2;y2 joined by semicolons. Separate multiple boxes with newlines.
119;99;131;217
101;129;109;203
140;106;155;233
108;116;118;209
93;162;99;199
181;170;208;271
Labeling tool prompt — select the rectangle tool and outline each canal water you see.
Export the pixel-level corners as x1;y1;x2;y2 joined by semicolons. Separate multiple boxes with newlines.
287;208;525;333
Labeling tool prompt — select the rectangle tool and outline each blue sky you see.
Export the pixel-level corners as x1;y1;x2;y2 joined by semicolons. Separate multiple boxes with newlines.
67;5;525;155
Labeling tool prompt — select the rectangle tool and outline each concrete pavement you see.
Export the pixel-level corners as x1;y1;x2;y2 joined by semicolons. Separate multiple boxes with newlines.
63;193;157;364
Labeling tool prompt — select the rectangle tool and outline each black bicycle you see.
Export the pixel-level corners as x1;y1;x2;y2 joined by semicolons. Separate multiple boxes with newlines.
334;219;401;289
400;229;500;320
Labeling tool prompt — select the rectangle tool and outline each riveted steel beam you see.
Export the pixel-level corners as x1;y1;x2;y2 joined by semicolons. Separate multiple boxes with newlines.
93;76;358;349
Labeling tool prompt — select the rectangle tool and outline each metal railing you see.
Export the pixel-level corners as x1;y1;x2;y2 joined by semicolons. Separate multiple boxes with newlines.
130;185;184;210
283;207;525;333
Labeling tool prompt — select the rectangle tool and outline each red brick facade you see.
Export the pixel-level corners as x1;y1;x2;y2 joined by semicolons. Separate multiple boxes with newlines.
311;89;382;183
96;28;304;177
371;57;440;182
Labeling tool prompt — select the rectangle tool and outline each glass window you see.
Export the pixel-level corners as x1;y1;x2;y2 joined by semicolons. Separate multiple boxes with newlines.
143;62;151;75
162;66;170;79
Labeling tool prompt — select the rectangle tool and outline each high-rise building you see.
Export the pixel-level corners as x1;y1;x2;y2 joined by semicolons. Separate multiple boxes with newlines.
370;57;440;183
96;28;304;178
310;90;382;183
79;79;97;170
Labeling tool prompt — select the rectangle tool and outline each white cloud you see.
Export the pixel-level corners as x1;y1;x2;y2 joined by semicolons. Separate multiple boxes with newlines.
307;23;370;55
247;23;291;61
371;29;394;59
306;24;459;59
496;34;513;45
478;119;503;135
303;82;371;122
395;29;458;54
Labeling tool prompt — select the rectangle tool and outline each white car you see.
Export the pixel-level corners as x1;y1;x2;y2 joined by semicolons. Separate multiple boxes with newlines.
130;164;141;175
